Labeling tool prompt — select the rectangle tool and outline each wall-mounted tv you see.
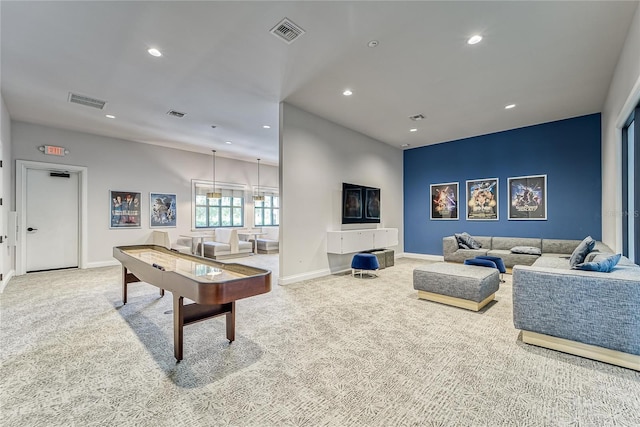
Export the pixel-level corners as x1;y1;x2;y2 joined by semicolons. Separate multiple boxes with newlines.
342;182;380;224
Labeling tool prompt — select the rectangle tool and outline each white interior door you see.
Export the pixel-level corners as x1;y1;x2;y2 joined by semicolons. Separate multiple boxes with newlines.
26;169;79;272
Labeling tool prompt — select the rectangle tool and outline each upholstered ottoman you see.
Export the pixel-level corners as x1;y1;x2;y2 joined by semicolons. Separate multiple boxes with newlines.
413;262;500;311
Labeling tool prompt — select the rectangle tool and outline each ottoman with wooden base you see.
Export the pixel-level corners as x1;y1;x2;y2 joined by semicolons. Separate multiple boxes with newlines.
413;262;500;311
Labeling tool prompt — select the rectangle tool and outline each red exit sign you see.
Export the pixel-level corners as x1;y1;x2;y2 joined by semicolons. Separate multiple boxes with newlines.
42;145;67;156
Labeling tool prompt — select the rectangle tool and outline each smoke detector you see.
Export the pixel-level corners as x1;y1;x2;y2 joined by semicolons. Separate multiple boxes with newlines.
68;92;107;110
409;114;425;121
270;18;305;44
167;110;186;118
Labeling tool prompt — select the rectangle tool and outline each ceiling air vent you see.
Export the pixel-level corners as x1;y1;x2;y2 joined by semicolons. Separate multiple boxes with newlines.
409;114;425;121
167;110;186;118
68;92;107;110
270;18;305;44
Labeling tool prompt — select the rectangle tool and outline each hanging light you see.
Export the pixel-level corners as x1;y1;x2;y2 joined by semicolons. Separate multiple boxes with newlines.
253;158;264;201
206;150;222;199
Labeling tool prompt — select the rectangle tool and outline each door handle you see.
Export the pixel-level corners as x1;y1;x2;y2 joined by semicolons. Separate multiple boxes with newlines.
27;227;38;232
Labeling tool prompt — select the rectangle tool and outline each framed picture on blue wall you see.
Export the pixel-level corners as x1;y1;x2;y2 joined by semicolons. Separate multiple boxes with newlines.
430;182;459;220
150;192;177;228
466;178;498;220
508;174;547;220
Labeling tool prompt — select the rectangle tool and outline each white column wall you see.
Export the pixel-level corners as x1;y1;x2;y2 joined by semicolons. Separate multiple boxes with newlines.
11;121;278;266
280;103;403;285
602;3;640;252
1;93;13;289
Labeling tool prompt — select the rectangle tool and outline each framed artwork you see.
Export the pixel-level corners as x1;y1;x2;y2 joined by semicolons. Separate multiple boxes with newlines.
110;190;141;228
430;182;459;220
508;174;547;220
150;193;177;228
466;178;498;220
343;187;363;220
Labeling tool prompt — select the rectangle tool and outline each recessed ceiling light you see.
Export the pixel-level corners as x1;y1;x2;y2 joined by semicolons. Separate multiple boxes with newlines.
467;35;483;45
225;141;232;144
401;144;410;148
263;125;271;129
505;104;516;109
343;89;353;96
368;40;379;48
410;128;418;132
105;114;115;119
148;48;162;57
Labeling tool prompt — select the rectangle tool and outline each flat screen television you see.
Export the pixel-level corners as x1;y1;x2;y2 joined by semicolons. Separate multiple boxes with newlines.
342;182;380;224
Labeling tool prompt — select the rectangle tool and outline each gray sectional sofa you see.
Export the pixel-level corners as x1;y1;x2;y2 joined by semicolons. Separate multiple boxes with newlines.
442;235;611;268
443;234;640;370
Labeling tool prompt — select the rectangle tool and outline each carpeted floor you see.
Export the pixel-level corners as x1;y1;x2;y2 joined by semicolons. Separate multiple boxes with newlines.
1;255;639;426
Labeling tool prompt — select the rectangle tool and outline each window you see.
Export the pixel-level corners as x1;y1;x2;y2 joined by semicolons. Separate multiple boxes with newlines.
622;104;639;264
192;180;245;229
255;194;279;226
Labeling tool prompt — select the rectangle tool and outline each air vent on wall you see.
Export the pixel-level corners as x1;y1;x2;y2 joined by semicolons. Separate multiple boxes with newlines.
68;92;107;109
409;114;425;121
270;18;305;44
167;110;186;118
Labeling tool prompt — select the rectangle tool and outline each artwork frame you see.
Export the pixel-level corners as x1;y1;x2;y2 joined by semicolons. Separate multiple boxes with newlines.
508;174;547;220
150;192;177;228
466;178;499;221
342;182;381;224
364;188;380;221
430;182;459;220
110;190;141;228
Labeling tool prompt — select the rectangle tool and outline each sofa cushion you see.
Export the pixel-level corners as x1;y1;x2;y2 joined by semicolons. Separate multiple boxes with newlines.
572;253;621;273
569;236;595;267
455;232;482;249
511;246;542;255
492;237;541;251
541;239;581;255
486;249;539;267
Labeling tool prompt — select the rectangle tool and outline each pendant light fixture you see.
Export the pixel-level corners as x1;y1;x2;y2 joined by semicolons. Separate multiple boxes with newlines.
253;158;264;201
206;150;222;199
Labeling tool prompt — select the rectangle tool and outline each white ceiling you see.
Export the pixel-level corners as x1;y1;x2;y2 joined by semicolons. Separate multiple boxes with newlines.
1;1;637;166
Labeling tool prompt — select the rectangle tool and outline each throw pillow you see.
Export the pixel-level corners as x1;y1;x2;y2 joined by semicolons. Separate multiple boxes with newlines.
572;253;621;273
458;242;471;249
510;246;542;255
454;232;482;250
569;236;596;267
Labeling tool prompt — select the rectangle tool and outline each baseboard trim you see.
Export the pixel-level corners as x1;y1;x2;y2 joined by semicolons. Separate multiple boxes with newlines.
0;269;15;293
279;268;339;286
521;330;640;371
86;260;120;269
402;253;444;261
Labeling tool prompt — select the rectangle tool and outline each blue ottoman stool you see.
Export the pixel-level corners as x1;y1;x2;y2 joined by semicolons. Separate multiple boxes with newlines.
351;253;380;278
474;255;506;282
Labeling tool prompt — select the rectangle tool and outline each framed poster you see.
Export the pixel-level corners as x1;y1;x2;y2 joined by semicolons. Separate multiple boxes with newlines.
150;193;177;228
364;188;380;220
466;178;498;220
343;187;363;220
430;182;459;220
110;191;141;228
508;174;547;220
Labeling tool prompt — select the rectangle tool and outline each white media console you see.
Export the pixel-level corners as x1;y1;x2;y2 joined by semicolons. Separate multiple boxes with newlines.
326;228;398;254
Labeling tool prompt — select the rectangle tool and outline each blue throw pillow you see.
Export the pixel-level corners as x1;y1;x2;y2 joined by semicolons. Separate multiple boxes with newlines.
569;236;596;267
572;253;621;272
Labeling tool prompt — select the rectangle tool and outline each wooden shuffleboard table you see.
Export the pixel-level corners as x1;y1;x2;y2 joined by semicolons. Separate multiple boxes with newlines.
113;245;271;361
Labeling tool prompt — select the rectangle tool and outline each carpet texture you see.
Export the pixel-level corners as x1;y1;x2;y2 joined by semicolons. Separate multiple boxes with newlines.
1;256;639;426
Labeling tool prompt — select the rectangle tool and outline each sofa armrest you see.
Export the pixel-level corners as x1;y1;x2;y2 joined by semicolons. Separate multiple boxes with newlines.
443;236;458;257
512;265;640;355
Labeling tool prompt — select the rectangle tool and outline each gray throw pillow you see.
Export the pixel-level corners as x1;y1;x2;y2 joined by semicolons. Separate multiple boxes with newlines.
569;236;596;267
510;246;542;255
455;232;482;250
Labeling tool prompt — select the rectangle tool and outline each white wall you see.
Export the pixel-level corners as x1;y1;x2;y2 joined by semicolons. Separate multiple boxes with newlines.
280;103;403;284
11;121;278;267
602;3;640;252
1;93;13;289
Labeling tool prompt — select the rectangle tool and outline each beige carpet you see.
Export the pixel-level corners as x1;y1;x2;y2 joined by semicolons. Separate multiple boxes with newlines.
1;256;639;426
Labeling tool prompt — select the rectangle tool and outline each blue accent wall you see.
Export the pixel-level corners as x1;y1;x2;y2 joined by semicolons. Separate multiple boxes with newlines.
404;114;602;255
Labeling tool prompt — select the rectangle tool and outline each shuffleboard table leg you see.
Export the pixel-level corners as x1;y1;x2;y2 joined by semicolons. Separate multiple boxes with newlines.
122;267;128;305
173;294;184;362
226;301;236;343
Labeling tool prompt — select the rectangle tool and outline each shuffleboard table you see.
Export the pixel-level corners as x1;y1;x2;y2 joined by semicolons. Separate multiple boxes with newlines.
113;245;271;361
